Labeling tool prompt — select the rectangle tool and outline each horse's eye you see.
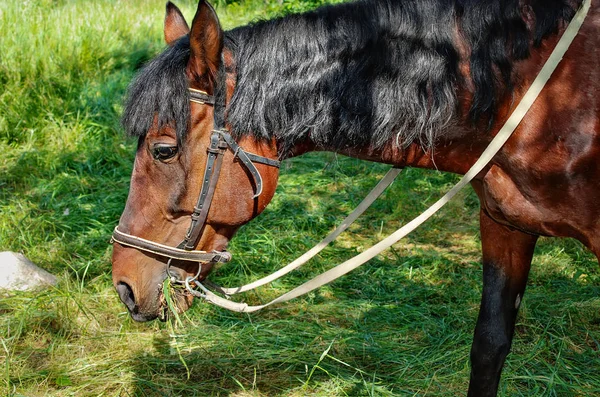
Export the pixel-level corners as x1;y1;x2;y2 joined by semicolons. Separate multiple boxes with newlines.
152;144;178;161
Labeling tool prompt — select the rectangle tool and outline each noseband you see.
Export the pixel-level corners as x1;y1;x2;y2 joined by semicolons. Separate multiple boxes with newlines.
111;66;281;270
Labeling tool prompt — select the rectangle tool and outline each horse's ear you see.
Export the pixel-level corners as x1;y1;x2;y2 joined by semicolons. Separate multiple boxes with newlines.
164;2;189;46
187;0;223;86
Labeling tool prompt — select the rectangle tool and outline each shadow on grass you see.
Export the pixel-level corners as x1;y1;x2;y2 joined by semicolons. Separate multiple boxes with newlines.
123;232;600;396
122;248;477;396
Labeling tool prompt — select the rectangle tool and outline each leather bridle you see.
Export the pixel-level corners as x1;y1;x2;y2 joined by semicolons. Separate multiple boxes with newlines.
111;64;281;271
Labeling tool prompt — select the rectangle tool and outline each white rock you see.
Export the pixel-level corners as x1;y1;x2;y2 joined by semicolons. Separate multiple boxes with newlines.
0;251;58;291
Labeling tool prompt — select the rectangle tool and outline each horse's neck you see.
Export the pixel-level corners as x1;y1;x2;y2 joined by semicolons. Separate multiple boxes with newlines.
285;126;488;175
226;0;580;174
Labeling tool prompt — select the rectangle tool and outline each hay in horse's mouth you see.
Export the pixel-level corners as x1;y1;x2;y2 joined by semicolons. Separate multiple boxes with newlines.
158;280;193;322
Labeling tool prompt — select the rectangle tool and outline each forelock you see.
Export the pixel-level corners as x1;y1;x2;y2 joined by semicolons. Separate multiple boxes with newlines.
121;36;191;144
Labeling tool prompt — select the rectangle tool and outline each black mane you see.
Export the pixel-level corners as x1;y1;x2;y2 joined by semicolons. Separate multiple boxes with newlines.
122;0;579;155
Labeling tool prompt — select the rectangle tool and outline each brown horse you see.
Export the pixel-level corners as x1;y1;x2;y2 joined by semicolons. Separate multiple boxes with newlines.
111;0;598;395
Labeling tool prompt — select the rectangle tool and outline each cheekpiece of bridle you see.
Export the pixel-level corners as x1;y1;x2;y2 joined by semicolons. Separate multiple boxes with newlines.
111;62;281;284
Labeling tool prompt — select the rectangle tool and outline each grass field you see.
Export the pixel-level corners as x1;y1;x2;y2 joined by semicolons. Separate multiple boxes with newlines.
1;0;599;396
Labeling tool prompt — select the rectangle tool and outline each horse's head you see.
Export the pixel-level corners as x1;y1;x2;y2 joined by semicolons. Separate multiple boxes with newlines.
111;0;280;321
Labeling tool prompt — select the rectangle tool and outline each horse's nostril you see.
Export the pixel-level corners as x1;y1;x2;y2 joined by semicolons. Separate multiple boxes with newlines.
116;282;137;312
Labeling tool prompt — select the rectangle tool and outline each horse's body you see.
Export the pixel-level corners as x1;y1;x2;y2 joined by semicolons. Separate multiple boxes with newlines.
111;0;599;395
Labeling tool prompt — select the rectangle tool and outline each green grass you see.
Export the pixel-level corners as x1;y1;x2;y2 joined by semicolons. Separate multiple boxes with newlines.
1;0;599;396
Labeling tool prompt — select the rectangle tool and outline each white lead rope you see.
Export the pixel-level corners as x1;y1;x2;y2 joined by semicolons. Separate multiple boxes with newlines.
189;0;591;312
211;167;402;295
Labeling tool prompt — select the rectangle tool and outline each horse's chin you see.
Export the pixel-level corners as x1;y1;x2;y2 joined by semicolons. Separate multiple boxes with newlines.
130;311;159;322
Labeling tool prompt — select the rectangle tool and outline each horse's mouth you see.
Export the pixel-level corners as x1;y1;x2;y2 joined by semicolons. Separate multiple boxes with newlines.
157;285;194;322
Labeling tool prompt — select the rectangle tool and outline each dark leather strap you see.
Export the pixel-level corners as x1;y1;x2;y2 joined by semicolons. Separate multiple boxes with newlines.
220;131;281;167
174;57;280;250
111;227;231;263
243;151;281;167
219;131;264;197
179;132;227;250
189;88;215;105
